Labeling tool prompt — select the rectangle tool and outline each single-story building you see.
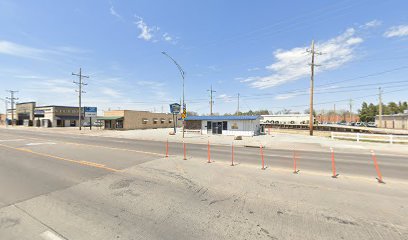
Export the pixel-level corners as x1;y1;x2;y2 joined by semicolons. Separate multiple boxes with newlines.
98;110;180;130
375;112;408;129
184;115;261;136
7;102;91;127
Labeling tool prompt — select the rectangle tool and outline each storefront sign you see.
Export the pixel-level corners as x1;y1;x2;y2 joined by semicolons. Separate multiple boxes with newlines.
169;103;181;114
84;107;97;118
34;110;45;118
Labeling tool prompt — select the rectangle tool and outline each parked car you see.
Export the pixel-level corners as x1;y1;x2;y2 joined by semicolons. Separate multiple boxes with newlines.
355;122;364;127
367;122;376;127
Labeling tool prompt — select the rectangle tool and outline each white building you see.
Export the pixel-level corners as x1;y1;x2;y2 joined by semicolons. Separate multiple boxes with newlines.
184;116;261;136
261;114;311;125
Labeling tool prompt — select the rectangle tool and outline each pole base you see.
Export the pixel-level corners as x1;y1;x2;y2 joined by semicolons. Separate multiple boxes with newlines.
293;170;300;174
231;163;235;166
376;178;385;184
332;174;339;178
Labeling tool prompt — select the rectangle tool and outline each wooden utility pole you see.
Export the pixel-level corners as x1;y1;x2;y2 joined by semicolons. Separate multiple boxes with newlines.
307;40;321;136
207;85;216;115
378;87;383;128
6;90;18;125
72;68;89;130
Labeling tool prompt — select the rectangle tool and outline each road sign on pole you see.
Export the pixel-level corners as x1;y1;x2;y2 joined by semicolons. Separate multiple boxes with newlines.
84;107;97;118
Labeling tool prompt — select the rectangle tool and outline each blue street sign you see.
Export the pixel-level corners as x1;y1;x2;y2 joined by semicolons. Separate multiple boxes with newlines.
170;103;181;114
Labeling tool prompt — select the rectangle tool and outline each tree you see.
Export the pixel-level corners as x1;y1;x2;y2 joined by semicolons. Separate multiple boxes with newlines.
186;111;198;116
304;108;316;116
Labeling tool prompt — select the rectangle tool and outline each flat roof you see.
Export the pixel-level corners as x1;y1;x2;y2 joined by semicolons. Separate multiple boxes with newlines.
184;115;259;121
97;116;124;120
16;102;36;105
36;105;79;108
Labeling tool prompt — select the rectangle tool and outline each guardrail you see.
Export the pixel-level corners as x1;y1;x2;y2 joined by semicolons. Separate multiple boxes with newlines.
331;132;408;144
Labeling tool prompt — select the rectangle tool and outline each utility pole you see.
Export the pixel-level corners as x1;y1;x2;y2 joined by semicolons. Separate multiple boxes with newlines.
72;68;89;130
378;87;383;128
306;40;322;136
334;104;337;123
6;90;18;125
237;93;240;115
349;99;353;123
207;85;216;115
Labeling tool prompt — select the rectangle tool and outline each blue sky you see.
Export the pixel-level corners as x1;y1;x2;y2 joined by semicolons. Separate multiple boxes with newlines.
1;0;408;115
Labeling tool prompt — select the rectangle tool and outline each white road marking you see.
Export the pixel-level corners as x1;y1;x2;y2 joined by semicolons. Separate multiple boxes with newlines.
0;139;25;142
26;142;56;146
40;230;67;240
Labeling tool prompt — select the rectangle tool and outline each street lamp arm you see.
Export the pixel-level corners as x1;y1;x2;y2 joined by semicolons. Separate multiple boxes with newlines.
161;51;185;79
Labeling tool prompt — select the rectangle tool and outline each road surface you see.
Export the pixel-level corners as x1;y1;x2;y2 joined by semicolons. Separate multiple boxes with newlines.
0;128;407;240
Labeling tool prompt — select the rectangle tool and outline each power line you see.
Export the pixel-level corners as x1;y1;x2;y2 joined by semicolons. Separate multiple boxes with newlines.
207;85;216;115
72;68;89;130
306;40;322;136
6;90;18;124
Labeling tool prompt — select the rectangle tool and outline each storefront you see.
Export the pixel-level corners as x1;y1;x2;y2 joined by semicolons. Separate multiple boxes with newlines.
184;116;261;136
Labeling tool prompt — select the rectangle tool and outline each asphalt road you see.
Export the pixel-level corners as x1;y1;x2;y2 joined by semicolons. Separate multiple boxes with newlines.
0;127;406;205
0;128;407;240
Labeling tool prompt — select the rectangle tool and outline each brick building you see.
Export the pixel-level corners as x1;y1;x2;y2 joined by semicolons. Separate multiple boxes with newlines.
98;110;180;130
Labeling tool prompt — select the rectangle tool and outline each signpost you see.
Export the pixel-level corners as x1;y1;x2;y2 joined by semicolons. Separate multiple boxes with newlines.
169;103;181;133
84;107;97;130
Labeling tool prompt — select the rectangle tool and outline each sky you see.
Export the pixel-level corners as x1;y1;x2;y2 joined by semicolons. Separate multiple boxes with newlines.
0;0;408;115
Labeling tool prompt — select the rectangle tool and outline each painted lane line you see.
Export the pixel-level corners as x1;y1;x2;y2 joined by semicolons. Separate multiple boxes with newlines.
40;230;67;240
0;139;26;142
3;135;165;157
0;143;120;172
26;142;56;146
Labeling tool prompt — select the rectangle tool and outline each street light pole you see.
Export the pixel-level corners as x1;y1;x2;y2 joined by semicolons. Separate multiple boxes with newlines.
162;51;186;138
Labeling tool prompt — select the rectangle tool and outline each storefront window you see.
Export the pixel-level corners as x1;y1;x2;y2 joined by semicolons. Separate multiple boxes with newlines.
116;120;123;129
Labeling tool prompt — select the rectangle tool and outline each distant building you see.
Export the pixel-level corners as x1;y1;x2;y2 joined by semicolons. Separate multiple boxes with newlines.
261;114;310;125
184;115;261;136
375;112;408;129
0;113;5;125
7;102;90;127
98;110;179;130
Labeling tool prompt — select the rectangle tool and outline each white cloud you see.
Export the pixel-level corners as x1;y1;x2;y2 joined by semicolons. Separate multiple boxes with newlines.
362;20;382;28
162;33;178;44
275;86;338;100
163;33;172;41
134;16;158;41
242;28;363;89
218;94;234;103
0;40;46;59
109;5;123;21
100;87;121;98
384;25;408;38
247;67;260;72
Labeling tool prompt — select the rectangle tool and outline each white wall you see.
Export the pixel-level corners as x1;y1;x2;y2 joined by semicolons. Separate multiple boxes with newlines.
261;114;310;125
200;119;260;136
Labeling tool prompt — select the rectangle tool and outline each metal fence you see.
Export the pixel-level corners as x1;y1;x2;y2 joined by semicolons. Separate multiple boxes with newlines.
331;132;408;144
